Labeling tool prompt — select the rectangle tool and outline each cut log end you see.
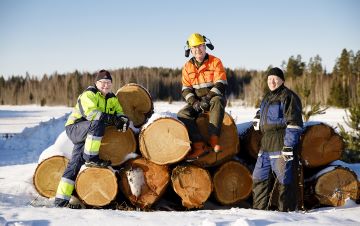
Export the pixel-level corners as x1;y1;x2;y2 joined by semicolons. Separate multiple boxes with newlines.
139;117;191;165
300;124;344;168
171;165;212;209
119;157;170;209
33;156;69;198
314;167;359;206
116;83;153;127
213;161;253;205
75;167;118;207
99;126;137;166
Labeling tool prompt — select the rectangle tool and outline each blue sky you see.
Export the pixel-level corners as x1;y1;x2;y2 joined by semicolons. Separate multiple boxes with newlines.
0;0;359;78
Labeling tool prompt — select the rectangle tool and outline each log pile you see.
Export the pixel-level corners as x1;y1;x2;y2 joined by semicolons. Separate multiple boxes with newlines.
33;84;359;211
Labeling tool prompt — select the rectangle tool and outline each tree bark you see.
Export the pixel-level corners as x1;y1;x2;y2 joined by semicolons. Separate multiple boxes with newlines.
171;165;212;209
118;157;170;209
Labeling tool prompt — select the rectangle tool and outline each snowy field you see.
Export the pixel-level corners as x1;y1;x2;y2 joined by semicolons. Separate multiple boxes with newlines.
0;102;359;226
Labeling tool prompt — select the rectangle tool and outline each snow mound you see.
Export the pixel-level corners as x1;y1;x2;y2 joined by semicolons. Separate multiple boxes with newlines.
0;114;68;166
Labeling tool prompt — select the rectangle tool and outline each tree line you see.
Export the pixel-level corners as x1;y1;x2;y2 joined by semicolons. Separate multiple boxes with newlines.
0;48;359;108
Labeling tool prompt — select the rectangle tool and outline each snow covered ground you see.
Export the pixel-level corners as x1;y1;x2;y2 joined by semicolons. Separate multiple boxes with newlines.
0;102;359;226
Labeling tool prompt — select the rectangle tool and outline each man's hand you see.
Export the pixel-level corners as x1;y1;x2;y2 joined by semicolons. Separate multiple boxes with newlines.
192;101;202;113
200;96;211;112
114;115;130;132
281;146;294;162
100;113;116;126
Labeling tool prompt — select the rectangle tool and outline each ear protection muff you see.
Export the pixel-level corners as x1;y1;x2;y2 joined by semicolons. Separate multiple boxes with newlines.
185;41;190;57
203;36;214;50
184;35;215;57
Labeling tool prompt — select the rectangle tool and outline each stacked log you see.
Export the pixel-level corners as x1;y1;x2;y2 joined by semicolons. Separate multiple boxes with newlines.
193;112;239;167
75;167;118;207
300;123;344;168
304;166;359;208
99;126;137;166
212;160;252;205
171;165;212;209
33;155;69;198
116;83;154;128
139;117;191;165
239;125;262;161
118;157;170;209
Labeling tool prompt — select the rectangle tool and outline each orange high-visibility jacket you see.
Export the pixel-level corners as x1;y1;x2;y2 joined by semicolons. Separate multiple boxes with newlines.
181;54;227;105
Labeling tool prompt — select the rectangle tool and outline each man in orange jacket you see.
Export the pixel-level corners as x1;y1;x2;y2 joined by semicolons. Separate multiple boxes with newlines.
177;33;227;161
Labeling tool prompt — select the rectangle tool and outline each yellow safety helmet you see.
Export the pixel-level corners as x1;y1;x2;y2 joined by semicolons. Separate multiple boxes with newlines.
187;33;206;48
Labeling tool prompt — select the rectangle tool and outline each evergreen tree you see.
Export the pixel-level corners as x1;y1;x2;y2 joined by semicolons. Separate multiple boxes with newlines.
339;105;360;162
286;55;305;78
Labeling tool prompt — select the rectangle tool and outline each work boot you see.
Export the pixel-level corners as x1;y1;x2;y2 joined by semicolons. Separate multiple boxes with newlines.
209;135;222;153
186;142;209;162
54;198;69;208
54;198;82;209
85;159;111;168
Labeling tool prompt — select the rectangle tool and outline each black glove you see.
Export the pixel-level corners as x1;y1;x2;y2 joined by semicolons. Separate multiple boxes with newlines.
114;115;130;132
253;109;260;131
99;113;116;126
192;101;202;113
200;96;211;112
281;146;294;162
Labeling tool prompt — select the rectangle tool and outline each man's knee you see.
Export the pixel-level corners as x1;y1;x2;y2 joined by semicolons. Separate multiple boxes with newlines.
88;120;106;136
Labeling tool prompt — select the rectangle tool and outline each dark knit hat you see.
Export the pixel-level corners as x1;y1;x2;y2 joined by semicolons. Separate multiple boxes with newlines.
267;67;285;81
95;69;112;82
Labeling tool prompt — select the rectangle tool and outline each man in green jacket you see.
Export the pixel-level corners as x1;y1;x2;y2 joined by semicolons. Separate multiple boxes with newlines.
54;69;129;208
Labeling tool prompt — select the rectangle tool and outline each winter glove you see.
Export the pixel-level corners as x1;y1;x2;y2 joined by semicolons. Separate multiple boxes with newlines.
99;113;117;126
281;146;294;162
192;101;203;113
199;96;211;112
253;109;260;131
114;115;130;132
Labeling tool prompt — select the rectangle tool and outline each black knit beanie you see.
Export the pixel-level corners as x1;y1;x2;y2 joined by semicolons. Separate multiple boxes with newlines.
95;70;112;82
267;67;285;81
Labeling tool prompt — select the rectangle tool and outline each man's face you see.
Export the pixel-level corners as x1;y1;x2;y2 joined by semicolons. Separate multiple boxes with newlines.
267;75;284;91
96;79;112;95
190;44;206;62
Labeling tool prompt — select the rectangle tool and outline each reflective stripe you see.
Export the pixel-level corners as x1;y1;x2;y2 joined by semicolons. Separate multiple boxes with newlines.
193;82;213;89
182;86;193;91
269;154;282;159
210;87;222;95
84;134;102;155
67;115;79;123
287;125;302;130
185;93;195;101
56;178;75;200
216;79;228;85
55;194;71;200
86;109;102;121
